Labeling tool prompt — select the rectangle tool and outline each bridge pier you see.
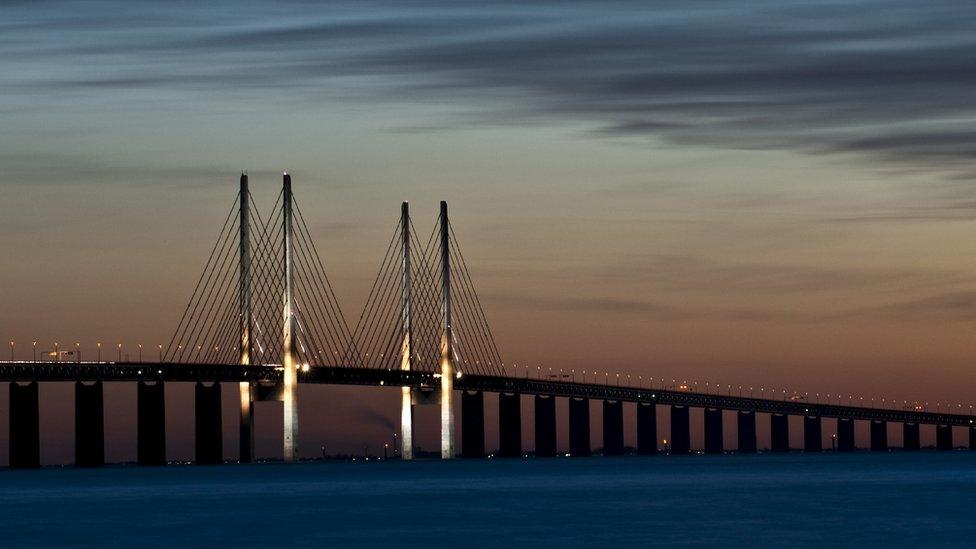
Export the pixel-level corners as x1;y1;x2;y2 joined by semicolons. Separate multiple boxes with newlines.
498;392;521;458
9;381;40;469
703;407;723;454
239;383;254;463
735;410;756;454
74;381;104;467
637;402;657;455
970;427;976;451
137;381;166;466
498;393;522;457
936;424;953;450
870;420;888;451
837;418;855;451
770;413;789;452
803;416;822;452
461;390;485;458
195;382;223;465
669;405;690;454
737;410;757;454
534;395;557;457
903;422;920;451
569;397;591;457
602;400;624;456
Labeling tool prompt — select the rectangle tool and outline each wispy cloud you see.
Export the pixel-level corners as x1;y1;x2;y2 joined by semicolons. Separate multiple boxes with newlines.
832;291;976;322
3;0;976;179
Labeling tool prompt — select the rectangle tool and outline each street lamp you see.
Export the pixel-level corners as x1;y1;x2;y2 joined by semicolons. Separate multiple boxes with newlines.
33;341;37;362
117;343;122;362
76;342;80;363
97;342;102;362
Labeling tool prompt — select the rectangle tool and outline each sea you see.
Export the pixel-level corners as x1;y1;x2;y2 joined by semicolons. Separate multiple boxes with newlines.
1;452;974;547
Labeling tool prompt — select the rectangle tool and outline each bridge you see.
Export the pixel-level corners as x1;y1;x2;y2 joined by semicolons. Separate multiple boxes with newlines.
3;174;974;468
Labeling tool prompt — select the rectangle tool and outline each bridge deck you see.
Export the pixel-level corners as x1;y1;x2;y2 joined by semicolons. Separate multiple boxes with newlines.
0;361;971;427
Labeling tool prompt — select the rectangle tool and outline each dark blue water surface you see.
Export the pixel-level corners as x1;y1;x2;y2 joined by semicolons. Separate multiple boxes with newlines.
1;453;974;547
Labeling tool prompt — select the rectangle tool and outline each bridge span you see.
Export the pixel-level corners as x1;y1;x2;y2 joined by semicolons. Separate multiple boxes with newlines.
1;361;972;467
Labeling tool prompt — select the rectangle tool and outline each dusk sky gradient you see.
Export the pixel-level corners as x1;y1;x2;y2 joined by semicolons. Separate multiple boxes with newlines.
3;0;976;462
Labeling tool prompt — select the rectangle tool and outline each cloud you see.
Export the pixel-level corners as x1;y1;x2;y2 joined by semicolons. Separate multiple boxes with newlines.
0;152;233;187
3;0;976;179
586;254;970;294
834;291;976;322
488;292;821;323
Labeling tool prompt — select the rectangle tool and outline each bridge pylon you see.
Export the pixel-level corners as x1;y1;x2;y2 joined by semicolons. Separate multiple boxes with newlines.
281;173;299;462
165;171;355;463
239;173;255;463
354;198;505;459
439;201;456;459
399;202;415;460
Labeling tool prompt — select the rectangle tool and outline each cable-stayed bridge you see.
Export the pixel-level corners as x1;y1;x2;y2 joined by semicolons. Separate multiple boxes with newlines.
2;174;974;468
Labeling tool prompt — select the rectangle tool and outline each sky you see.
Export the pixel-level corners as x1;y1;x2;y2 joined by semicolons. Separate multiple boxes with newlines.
2;0;976;462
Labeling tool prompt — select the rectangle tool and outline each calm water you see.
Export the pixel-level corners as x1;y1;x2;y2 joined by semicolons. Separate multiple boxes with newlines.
1;453;974;547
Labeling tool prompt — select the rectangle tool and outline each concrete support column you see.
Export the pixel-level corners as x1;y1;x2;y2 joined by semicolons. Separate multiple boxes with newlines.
936;424;953;450
498;392;521;458
239;383;254;463
569;397;591;457
137;381;166;466
837;418;855;452
461;390;484;458
770;413;789;452
400;388;414;460
703;407;723;454
870;420;888;451
195;382;222;465
9;381;40;469
637;402;657;455
534;395;557;457
670;405;690;454
737;410;757;454
74;381;104;467
602;400;624;456
803;416;822;453
903;422;920;451
970;427;976;451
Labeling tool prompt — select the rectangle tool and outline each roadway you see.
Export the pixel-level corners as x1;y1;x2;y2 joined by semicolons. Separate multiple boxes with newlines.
0;361;971;427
